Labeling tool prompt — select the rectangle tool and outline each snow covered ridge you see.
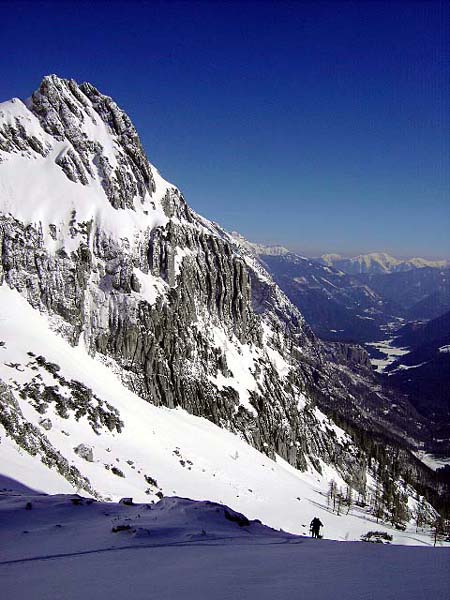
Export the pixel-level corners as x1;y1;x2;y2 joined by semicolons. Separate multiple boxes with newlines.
230;231;292;257
0;75;448;530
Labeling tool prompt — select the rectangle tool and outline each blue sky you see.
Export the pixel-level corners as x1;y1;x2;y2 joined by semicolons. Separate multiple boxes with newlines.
2;1;448;258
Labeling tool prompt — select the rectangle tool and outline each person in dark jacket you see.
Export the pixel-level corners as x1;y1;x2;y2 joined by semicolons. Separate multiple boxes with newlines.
310;517;323;538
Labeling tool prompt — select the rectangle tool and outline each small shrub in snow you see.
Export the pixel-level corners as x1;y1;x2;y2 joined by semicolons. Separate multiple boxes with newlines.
111;466;125;478
111;524;132;533
361;531;393;544
39;418;52;431
144;475;158;487
74;444;94;462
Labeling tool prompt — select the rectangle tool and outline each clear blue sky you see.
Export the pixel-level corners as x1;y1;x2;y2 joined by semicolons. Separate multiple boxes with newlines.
2;1;449;258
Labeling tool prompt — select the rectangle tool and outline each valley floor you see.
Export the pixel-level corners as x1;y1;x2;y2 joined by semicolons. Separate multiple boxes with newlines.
366;338;409;373
1;486;448;600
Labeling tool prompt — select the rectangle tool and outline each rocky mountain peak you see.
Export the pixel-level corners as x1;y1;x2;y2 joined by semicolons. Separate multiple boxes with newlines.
0;74;156;216
31;74;141;150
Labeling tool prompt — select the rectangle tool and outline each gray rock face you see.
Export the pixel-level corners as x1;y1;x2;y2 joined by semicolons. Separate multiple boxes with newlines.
0;379;96;496
0;76;440;505
74;444;94;462
30;76;155;209
326;343;372;370
39;418;52;431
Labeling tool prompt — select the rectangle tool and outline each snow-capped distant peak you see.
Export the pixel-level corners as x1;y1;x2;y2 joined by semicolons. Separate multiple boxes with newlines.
320;253;343;264
230;232;291;257
319;251;448;274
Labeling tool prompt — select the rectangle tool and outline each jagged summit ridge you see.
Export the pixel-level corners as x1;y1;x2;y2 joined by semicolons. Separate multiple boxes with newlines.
30;75;156;206
0;76;178;256
1;75;171;226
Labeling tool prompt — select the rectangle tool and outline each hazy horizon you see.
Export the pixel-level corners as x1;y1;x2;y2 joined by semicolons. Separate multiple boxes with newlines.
239;233;449;262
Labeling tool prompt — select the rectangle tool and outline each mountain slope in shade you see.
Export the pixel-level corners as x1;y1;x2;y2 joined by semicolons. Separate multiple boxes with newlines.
0;75;447;525
396;311;450;350
231;234;400;343
259;254;396;343
359;268;450;320
385;311;450;432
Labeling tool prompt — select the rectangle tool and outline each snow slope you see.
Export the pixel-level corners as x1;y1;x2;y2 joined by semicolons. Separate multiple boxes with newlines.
0;487;449;600
0;286;438;546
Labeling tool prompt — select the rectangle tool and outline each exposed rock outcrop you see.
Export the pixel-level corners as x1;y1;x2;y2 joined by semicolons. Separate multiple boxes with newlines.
74;444;94;462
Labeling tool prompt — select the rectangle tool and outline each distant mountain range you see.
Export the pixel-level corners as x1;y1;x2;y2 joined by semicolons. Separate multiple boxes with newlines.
231;241;449;275
319;252;448;275
237;237;450;343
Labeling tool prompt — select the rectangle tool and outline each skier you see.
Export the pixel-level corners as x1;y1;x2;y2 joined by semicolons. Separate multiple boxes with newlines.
310;517;323;538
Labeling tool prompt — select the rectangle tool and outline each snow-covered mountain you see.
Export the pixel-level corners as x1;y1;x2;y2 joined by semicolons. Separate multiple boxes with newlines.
319;252;448;275
0;76;447;538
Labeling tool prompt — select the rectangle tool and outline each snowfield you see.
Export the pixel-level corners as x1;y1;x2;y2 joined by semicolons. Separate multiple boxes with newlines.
0;482;449;600
366;338;410;373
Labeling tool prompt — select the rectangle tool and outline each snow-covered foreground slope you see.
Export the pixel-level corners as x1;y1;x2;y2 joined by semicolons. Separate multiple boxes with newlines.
0;487;449;600
0;286;439;545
